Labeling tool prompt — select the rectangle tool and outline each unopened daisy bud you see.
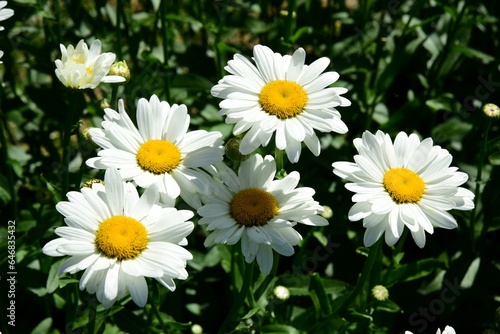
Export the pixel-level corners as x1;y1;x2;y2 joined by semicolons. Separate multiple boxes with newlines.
273;285;290;301
321;205;333;219
191;324;203;334
108;60;130;82
372;285;389;301
225;138;249;162
81;178;104;189
100;99;110;109
483;103;500;118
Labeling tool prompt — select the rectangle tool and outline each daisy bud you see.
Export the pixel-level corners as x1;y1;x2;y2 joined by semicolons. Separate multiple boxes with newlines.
372;285;389;301
225;137;249;162
273;285;290;301
483;103;500;119
100;98;110;109
81;178;104;189
191;324;203;334
321;205;333;219
108;60;130;82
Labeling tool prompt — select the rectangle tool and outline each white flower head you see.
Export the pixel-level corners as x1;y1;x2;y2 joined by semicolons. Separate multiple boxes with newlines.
333;130;474;248
42;168;194;308
197;154;328;274
211;44;350;163
406;325;456;334
0;1;14;31
87;95;224;209
55;39;126;89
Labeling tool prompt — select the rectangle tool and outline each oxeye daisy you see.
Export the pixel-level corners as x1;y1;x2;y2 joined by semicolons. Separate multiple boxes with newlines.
211;44;350;163
86;94;224;209
55;39;126;89
332;130;474;248
42;168;194;309
0;1;14;31
197;154;328;274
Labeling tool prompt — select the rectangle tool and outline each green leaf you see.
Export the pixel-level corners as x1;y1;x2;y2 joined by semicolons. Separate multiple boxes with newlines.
452;45;494;64
47;259;64;293
375;299;401;313
31;317;53;334
488;151;500;165
460;257;480;289
309;273;333;318
260;324;301;334
382;259;447;287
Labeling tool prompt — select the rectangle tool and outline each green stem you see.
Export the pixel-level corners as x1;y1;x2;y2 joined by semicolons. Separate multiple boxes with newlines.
282;0;296;49
116;0;123;60
86;297;97;334
218;261;255;334
0;112;18;221
472;119;491;253
275;147;284;174
61;93;80;198
151;282;168;333
160;1;171;101
333;238;382;314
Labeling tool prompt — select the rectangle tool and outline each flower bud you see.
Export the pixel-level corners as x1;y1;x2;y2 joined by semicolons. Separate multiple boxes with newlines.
273;285;290;301
225;138;249;162
82;178;104;189
483;103;500;118
108;60;130;82
372;285;389;301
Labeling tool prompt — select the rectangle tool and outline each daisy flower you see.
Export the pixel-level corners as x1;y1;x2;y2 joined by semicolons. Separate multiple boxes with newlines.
42;168;194;308
0;1;14;31
55;39;126;89
197;154;328;274
211;44;350;163
332;130;474;248
406;325;456;334
87;94;224;209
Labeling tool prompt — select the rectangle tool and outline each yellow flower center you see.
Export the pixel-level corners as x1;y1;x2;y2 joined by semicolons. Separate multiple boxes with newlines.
383;168;425;204
230;188;279;227
258;80;308;119
136;139;181;174
95;215;149;260
86;67;92;75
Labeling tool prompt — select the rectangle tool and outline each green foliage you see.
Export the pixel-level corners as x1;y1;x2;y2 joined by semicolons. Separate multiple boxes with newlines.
1;0;500;334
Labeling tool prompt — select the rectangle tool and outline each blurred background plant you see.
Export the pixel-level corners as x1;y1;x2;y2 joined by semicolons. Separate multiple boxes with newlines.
1;0;499;333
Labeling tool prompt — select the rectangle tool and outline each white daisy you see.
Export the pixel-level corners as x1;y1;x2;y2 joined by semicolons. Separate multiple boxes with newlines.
197;154;328;274
332;130;474;248
87;94;224;209
406;325;456;334
0;1;14;31
42;168;194;309
211;44;350;163
55;39;126;89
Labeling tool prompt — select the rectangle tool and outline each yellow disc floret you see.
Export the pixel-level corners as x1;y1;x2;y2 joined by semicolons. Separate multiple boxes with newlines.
383;168;425;204
95;215;149;260
259;80;308;119
136;139;181;174
230;188;279;227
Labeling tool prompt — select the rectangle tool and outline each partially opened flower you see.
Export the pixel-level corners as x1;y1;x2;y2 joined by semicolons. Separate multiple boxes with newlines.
333;130;474;248
87;95;224;209
55;39;126;89
0;1;14;31
42;168;194;308
211;44;350;163
198;154;328;274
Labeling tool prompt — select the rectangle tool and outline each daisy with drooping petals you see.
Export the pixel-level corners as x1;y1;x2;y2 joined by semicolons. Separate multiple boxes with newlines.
197;154;328;274
211;44;350;163
332;130;474;248
55;39;126;89
42;168;194;309
87;95;224;209
0;1;14;31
